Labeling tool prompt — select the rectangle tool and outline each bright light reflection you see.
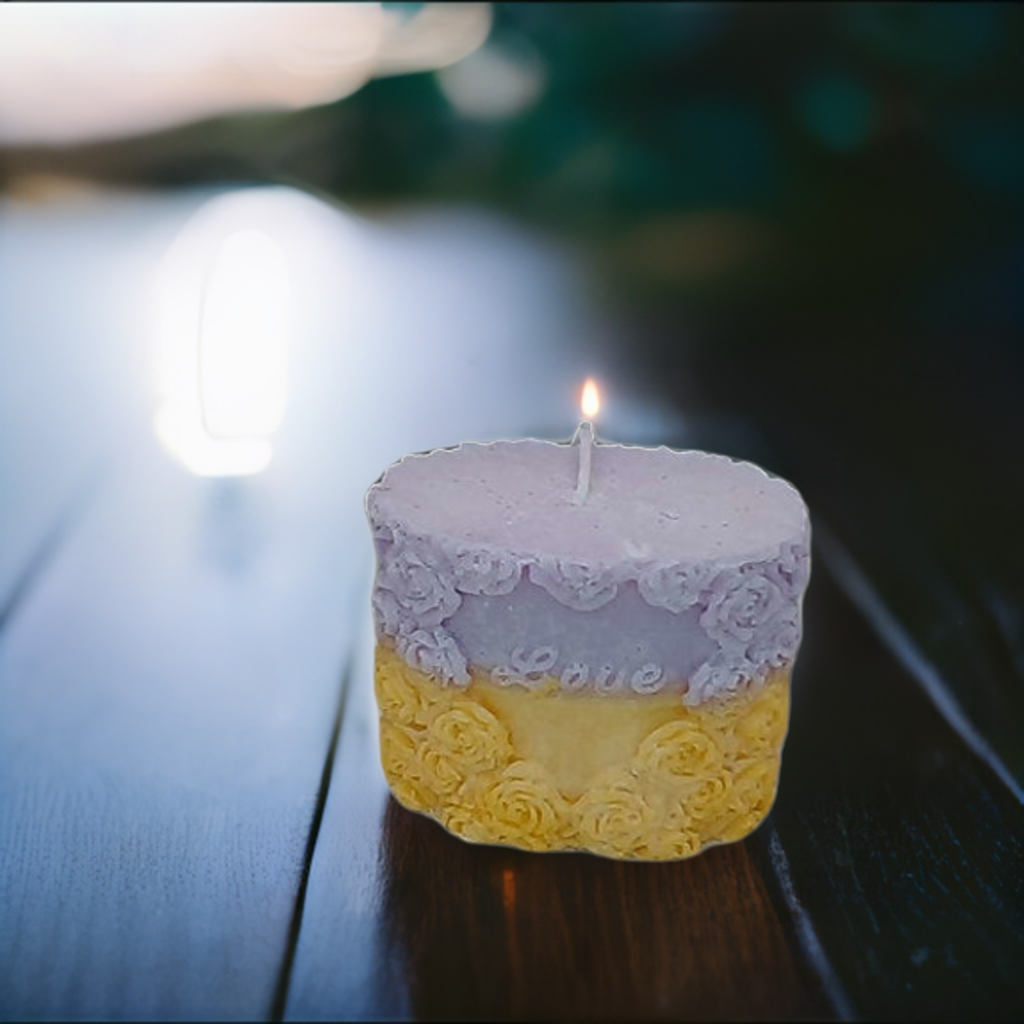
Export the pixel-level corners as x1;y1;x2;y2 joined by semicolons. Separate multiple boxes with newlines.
200;231;289;439
581;378;600;420
155;190;315;477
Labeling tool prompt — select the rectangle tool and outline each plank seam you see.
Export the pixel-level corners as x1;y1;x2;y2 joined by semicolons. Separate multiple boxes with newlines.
766;826;857;1021
814;524;1024;805
0;462;108;636
269;612;360;1022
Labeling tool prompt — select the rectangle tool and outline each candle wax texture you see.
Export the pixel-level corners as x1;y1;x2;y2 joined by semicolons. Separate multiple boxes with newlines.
366;440;810;860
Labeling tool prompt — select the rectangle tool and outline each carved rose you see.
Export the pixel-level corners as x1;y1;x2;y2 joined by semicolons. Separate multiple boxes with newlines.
440;802;493;845
734;757;780;815
575;768;656;857
375;644;477;805
379;719;436;813
396;627;470;686
419;745;464;796
635;719;724;778
376;542;460;629
638;563;717;613
371;587;404;637
677;547;808;700
528;560;620;611
462;761;571;851
681;772;734;823
735;680;789;755
640;828;703;861
707;757;780;842
451;547;522;596
687;658;755;705
428;700;514;772
700;569;788;646
773;540;811;597
374;649;446;727
747;609;801;669
379;717;416;771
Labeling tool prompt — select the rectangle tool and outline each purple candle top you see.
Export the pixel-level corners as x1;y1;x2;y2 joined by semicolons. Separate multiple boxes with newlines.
366;438;811;704
369;440;805;566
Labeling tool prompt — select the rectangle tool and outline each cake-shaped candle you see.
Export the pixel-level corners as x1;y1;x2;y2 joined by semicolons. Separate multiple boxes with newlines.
366;415;810;860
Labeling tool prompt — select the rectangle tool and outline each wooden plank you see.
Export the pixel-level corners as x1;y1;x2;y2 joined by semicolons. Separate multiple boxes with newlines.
660;407;1024;1017
0;192;202;608
683;326;1024;793
0;193;629;1020
749;545;1024;1019
0;441;364;1021
0;465;104;634
656;325;1024;1015
284;608;830;1022
278;612;408;1021
773;463;1024;800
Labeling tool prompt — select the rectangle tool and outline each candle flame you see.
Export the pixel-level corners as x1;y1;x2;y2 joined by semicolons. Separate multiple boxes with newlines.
581;378;600;420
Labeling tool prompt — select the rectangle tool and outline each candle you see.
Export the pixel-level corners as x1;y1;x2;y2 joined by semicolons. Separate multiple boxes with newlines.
365;405;810;860
572;420;595;505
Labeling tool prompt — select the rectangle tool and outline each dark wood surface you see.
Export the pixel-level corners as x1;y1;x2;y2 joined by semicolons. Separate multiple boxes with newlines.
0;454;355;1020
1;191;1022;1021
285;607;825;1022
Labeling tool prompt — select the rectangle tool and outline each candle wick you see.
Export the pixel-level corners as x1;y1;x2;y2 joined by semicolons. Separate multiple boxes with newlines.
572;420;594;504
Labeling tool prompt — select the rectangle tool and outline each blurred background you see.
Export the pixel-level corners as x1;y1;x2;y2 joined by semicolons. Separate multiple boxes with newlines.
4;9;1024;1019
2;2;1023;781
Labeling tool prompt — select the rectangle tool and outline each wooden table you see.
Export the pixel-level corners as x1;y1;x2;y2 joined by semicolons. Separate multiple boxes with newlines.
1;188;1022;1021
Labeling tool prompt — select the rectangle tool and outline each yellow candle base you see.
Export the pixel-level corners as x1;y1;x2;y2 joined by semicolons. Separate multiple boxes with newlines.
375;644;788;861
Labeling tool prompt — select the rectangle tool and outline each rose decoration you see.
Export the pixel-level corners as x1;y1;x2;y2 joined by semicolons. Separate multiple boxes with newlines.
700;568;789;647
682;772;734;823
707;757;780;842
451;546;522;596
699;689;746;729
440;802;493;845
419;744;465;796
371;587;405;637
428;700;514;773
528;559;620;611
731;757;780;818
374;651;445;728
464;761;571;851
638;562;717;613
714;811;761;844
641;828;702;861
773;540;811;597
687;658;757;705
379;719;436;813
376;541;461;629
635;719;724;778
575;768;656;857
396;627;470;686
746;610;801;669
735;682;789;754
379;716;417;772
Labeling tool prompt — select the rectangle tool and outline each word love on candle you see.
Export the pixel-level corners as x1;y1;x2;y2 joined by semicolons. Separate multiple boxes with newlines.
365;380;810;861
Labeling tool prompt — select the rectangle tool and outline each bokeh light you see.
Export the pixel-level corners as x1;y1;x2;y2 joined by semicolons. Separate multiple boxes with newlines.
0;3;492;145
154;188;326;477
